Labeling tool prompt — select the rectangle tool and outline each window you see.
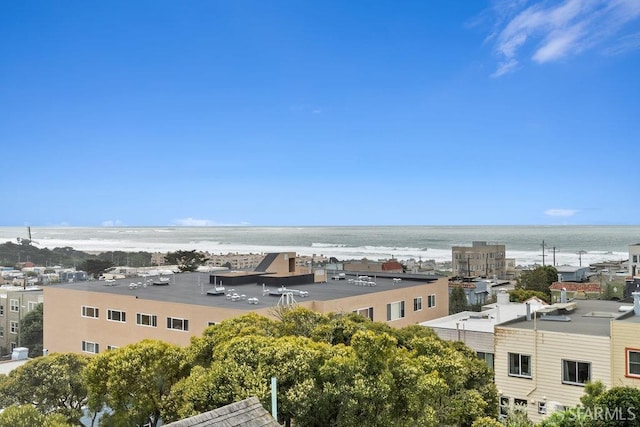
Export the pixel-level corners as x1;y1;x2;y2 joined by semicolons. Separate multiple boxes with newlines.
10;342;16;351
634;255;638;263
413;297;423;311
82;340;99;354
0;328;3;338
538;401;547;415
477;351;494;370
514;398;528;407
167;317;189;331
508;353;532;378
354;307;374;321
628;349;640;377
208;322;219;327
107;345;119;351
428;294;436;308
107;309;126;322
137;313;158;327
386;301;405;321
499;397;510;418
0;304;4;316
27;301;39;312
10;299;19;312
562;360;590;385
82;306;99;318
10;321;18;334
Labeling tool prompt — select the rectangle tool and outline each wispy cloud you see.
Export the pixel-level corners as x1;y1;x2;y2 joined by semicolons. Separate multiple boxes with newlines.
544;208;579;217
171;218;251;226
101;219;125;227
486;0;640;76
173;217;219;226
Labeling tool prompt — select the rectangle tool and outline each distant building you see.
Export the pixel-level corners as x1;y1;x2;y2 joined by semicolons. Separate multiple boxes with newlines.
629;243;640;278
555;265;589;283
451;241;507;279
0;286;43;356
549;282;601;302
343;259;404;273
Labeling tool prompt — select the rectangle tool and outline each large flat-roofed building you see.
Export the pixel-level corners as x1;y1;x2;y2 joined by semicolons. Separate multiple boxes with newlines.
452;241;507;279
44;268;448;355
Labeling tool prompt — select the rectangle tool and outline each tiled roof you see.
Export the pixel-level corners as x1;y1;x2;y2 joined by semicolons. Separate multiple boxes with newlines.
382;261;403;271
550;282;602;292
163;396;281;427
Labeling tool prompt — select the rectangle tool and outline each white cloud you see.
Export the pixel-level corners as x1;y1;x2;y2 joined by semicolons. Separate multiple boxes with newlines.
544;208;579;217
172;217;218;226
486;0;640;76
101;220;125;227
172;218;252;226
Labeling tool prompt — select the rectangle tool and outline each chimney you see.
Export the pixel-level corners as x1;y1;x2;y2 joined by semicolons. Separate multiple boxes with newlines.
561;288;567;304
526;302;531;321
633;292;640;316
497;289;510;305
557;273;562;283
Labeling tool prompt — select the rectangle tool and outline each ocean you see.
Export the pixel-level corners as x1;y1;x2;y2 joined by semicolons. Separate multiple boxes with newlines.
1;225;638;267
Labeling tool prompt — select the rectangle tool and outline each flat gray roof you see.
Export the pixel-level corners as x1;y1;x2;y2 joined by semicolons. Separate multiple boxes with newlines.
52;272;439;311
498;299;626;337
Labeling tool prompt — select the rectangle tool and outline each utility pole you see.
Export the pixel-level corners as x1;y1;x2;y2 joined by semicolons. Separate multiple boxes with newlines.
550;246;557;266
541;240;546;266
577;250;586;267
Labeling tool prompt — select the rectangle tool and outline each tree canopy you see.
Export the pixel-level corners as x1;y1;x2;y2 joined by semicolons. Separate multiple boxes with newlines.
517;265;558;296
19;302;43;357
164;250;209;272
2;308;499;427
0;353;90;425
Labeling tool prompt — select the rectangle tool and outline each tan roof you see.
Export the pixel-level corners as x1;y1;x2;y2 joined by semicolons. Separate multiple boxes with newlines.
163;397;281;427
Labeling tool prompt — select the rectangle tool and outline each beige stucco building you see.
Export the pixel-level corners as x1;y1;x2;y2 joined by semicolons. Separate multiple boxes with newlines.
43;266;448;355
452;241;507;279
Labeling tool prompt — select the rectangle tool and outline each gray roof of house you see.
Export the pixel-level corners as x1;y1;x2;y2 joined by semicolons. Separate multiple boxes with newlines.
498;299;626;337
163;396;281;427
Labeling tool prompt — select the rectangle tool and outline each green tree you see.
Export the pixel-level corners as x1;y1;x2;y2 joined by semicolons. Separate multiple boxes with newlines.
0;404;71;427
472;416;503;427
517;265;558;296
174;309;497;427
85;339;190;427
164;250;209;272
449;285;468;314
0;353;90;425
78;259;114;279
592;386;640;427
19;302;43;357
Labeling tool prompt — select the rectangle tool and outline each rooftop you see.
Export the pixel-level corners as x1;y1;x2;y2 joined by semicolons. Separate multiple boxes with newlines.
51;271;440;311
421;300;547;333
498;299;627;336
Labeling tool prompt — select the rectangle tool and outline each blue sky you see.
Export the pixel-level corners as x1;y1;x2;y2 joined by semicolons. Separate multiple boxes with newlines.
2;0;639;227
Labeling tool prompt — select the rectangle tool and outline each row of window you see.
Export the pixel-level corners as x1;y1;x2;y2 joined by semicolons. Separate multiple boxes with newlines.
82;306;189;331
508;350;640;384
0;300;39;316
81;341;119;354
352;295;437;322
